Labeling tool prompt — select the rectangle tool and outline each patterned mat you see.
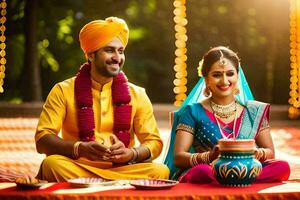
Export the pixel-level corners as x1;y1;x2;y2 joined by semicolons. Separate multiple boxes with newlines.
0;118;44;180
271;127;300;180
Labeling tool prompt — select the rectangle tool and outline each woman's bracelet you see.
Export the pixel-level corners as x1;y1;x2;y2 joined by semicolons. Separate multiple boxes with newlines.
256;148;267;162
189;151;210;167
73;141;82;159
189;153;199;167
200;151;210;164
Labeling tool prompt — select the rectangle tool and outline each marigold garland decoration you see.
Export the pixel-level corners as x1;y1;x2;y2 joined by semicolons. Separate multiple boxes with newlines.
173;0;188;107
289;0;300;119
0;0;6;93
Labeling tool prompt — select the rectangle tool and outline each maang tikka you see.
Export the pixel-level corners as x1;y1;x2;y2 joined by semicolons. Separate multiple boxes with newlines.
219;50;226;66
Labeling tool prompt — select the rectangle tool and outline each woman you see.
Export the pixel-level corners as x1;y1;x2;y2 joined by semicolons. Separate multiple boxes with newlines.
165;46;290;183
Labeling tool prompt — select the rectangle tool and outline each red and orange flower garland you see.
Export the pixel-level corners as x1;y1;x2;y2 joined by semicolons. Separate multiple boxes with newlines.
75;63;132;147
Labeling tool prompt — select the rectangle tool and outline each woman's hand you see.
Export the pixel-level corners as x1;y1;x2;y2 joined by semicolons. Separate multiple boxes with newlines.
209;145;220;162
254;147;259;158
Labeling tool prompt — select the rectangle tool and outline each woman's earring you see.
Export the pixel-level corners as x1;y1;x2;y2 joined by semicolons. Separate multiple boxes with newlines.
234;87;240;95
204;86;211;97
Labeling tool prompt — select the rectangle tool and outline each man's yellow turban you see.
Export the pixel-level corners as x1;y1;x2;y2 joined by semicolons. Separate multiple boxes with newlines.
79;17;129;55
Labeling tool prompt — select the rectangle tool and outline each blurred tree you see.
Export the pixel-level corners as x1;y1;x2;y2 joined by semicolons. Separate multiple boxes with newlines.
186;0;289;104
124;0;175;102
21;0;41;101
3;0;25;103
1;0;290;104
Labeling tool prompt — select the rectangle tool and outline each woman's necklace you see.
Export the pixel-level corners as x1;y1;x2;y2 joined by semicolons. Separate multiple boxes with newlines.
210;100;238;139
210;100;236;119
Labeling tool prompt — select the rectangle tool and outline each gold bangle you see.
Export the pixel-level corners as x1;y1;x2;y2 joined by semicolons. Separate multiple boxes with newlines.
256;148;267;162
193;153;199;166
189;153;193;167
203;152;211;164
261;148;267;162
73;141;82;159
128;148;138;164
189;153;199;167
189;152;211;167
255;149;260;160
199;151;210;164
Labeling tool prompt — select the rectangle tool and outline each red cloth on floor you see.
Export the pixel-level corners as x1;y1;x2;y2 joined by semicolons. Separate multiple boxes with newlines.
1;182;300;200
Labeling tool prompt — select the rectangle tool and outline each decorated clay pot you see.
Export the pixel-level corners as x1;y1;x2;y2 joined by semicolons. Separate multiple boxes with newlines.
212;139;262;187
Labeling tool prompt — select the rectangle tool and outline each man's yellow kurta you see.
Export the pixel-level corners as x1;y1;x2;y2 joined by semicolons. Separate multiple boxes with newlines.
35;77;169;182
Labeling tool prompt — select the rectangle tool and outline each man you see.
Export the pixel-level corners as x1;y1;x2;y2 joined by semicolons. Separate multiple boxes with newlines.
35;17;169;182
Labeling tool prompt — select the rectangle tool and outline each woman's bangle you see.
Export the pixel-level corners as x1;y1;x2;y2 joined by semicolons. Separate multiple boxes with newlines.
190;151;210;167
200;151;210;164
73;141;82;159
189;153;198;167
256;148;267;162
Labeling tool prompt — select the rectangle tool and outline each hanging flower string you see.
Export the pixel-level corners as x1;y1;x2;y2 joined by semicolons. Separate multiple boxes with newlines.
0;0;6;93
173;0;188;107
288;0;300;119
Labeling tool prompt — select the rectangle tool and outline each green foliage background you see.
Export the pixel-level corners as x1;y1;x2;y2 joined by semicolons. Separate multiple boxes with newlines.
1;0;290;104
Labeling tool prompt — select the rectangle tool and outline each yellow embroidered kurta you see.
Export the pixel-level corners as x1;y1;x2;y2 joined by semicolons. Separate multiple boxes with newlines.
35;77;169;181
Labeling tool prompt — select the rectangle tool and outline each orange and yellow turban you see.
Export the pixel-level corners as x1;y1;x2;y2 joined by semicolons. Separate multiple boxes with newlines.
79;17;129;55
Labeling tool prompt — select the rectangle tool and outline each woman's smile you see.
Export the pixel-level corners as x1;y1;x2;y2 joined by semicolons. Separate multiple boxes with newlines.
217;84;231;91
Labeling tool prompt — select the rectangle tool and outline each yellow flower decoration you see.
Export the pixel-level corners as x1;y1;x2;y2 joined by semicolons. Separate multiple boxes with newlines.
0;0;6;93
173;0;188;107
197;58;204;77
288;0;300;119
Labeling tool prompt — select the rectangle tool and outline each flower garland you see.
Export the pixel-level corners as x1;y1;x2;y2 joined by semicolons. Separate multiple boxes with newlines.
74;62;132;147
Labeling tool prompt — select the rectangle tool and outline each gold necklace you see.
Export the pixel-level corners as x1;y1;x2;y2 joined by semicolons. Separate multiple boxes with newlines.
210;100;236;119
213;109;238;139
210;100;238;139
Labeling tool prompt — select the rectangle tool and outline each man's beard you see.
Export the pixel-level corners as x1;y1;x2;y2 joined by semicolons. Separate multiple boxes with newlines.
96;63;123;77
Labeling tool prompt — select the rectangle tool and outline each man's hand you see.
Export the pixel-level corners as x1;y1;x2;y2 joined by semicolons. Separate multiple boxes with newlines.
79;141;112;161
109;135;133;164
